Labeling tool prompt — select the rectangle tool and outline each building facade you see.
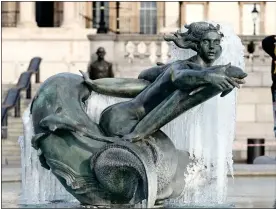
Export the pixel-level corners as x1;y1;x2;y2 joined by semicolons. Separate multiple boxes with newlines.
2;1;276;160
2;2;276;34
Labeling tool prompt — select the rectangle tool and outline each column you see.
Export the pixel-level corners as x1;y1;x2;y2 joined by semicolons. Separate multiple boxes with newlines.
109;2;116;32
62;2;85;28
157;2;165;33
180;2;186;27
132;2;140;33
259;2;265;35
86;2;93;28
160;2;180;33
18;2;37;27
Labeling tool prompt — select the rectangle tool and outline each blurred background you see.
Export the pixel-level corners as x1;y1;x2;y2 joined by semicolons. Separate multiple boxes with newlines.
1;1;276;208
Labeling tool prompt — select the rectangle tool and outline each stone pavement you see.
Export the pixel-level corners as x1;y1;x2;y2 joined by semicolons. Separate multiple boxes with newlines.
2;176;276;208
2;163;275;208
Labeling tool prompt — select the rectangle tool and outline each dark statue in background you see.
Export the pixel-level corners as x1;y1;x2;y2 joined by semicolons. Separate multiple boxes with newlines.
87;47;114;80
30;22;247;207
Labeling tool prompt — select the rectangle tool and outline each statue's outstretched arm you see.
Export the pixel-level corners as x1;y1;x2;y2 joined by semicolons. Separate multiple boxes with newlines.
138;65;167;83
171;63;242;92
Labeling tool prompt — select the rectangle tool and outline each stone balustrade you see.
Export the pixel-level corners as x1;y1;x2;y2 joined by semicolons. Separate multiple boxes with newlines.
87;34;271;83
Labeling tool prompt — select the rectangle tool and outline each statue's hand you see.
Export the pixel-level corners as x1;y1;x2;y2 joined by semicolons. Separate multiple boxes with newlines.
121;133;142;143
205;63;240;91
220;77;245;97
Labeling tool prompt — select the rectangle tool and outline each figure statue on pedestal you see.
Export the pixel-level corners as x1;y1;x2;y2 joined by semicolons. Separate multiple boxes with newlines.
87;47;114;80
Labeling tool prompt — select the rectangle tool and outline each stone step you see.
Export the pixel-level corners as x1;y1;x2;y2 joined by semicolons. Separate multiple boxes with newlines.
2;149;21;156
7;122;24;127
8;118;24;123
2;135;20;141
2;137;22;166
2;83;41;89
6;133;24;138
2;88;40;98
2;84;40;103
2;146;20;152
7;120;24;126
2;140;20;146
7;128;24;134
2;155;21;166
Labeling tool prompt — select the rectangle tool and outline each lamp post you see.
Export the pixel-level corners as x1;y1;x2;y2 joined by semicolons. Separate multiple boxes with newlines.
116;2;120;34
179;2;182;28
97;2;107;33
251;3;259;36
247;4;259;55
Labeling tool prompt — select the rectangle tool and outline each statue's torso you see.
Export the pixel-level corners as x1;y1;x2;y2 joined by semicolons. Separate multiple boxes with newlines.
89;60;111;79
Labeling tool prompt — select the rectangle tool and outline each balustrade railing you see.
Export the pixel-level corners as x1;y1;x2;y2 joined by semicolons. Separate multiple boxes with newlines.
1;57;42;139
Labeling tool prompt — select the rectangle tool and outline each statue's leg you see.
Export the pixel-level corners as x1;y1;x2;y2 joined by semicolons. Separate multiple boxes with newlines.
128;90;187;138
130;86;219;139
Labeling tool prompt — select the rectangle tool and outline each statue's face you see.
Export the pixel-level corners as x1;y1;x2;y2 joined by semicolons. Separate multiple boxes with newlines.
198;31;222;63
97;48;106;59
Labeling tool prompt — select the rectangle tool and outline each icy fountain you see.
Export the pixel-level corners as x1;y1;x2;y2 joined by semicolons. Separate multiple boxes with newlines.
19;21;245;207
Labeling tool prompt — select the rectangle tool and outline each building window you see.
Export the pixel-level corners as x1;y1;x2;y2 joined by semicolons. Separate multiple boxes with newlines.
1;2;19;27
92;2;109;29
140;2;157;34
35;1;63;27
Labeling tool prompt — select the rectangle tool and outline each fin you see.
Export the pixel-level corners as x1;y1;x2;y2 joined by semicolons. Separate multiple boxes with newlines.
31;132;49;150
39;114;75;132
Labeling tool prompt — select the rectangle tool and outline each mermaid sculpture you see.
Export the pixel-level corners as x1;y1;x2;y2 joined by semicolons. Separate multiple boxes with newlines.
30;22;247;207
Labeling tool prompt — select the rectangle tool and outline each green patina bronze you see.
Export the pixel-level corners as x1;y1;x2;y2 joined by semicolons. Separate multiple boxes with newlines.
30;22;247;207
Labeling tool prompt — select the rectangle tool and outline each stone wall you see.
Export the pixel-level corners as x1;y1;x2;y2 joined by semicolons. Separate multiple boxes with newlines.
2;28;95;83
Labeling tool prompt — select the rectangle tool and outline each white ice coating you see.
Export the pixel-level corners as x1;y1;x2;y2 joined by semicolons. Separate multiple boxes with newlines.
20;21;244;206
19;105;76;204
165;21;245;205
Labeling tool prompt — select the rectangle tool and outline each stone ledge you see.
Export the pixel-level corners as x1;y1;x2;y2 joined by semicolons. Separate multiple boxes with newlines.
87;33;165;42
2;28;97;41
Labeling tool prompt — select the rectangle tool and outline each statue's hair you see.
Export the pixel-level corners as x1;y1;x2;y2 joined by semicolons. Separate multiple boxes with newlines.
178;22;224;52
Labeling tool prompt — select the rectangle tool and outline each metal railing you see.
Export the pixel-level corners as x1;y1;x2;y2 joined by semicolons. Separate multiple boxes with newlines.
1;57;42;139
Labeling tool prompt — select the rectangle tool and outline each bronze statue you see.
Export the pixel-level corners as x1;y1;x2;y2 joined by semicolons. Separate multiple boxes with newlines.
87;47;114;80
30;22;247;207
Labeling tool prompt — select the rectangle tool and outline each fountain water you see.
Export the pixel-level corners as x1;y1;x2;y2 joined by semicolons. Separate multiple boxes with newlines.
164;21;245;206
19;21;244;207
19;105;76;205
